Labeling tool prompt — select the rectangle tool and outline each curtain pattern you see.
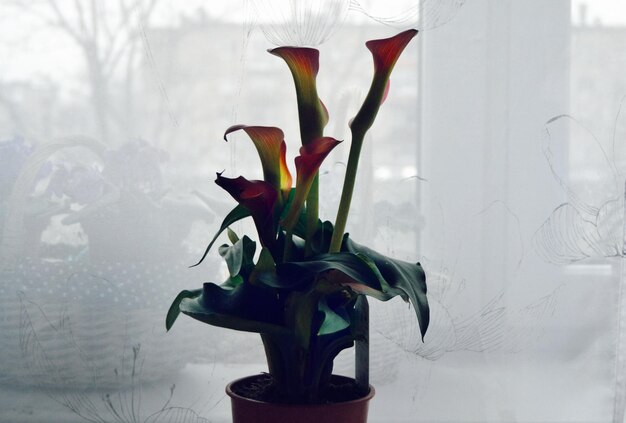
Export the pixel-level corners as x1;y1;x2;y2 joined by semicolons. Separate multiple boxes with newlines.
0;1;624;422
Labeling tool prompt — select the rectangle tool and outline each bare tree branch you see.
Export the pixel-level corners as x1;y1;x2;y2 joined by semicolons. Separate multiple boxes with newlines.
46;0;84;45
89;0;99;47
72;0;89;38
103;0;159;79
4;0;163;140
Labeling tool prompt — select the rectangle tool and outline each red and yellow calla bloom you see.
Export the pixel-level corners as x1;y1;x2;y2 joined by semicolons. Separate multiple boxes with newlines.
271;46;331;251
215;173;278;249
281;137;341;231
350;29;418;135
329;29;419;253
224;125;292;202
367;29;418;77
269;47;328;145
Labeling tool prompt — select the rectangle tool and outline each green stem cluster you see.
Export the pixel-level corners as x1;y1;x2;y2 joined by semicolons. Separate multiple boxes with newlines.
305;175;320;256
329;76;389;253
329;129;365;253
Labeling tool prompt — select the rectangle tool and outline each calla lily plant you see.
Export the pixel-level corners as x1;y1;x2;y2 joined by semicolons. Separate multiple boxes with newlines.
167;29;429;403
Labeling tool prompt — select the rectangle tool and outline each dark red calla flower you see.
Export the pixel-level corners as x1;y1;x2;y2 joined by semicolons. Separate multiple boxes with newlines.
366;29;418;78
351;29;418;133
215;173;278;248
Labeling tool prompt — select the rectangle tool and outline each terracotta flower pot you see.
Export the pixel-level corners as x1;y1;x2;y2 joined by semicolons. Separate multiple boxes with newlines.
226;374;375;423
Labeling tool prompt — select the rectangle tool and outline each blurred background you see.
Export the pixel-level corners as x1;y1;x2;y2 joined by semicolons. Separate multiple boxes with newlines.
0;0;625;422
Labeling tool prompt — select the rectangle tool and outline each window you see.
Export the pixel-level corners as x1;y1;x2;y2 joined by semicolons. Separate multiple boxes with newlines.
0;1;624;421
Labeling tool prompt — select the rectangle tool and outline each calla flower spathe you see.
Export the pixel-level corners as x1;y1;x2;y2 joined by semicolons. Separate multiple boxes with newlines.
215;130;340;246
367;29;418;76
350;29;418;134
329;29;419;252
224;125;292;201
269;47;328;144
215;173;278;249
282;136;342;230
270;46;331;252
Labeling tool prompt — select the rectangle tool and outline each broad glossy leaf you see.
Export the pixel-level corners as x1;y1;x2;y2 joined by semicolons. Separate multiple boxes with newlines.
280;238;429;340
222;275;244;289
180;282;288;335
279;252;385;292
343;236;429;340
255;247;276;272
166;289;202;331
285;289;319;349
255;268;304;290
292;219;333;256
218;236;256;278
351;29;418;134
250;247;277;285
317;297;350;336
227;227;239;244
312;220;334;256
191;204;250;267
218;244;241;277
283;277;349;349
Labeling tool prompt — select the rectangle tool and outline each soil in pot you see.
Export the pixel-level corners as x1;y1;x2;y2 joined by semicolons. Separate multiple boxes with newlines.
231;373;365;404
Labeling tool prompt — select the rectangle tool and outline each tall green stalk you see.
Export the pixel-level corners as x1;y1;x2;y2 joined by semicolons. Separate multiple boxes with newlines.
269;47;326;257
329;30;418;253
329;77;387;253
305;175;319;256
329;129;365;253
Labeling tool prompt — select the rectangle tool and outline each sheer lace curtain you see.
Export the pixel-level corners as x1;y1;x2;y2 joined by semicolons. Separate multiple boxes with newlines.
0;1;624;422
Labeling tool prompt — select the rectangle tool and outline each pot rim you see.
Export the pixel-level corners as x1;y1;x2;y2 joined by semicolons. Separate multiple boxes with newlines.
225;374;375;408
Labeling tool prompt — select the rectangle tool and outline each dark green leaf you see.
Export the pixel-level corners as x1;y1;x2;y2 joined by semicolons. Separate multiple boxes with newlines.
343;236;430;340
255;247;276;272
218;243;241;277
218;236;256;278
250;247;277;286
191;204;250;267
285;289;319;349
166;289;202;331
291;219;334;256
222;274;244;289
317;298;350;336
279;252;385;292
179;282;288;335
279;237;429;340
254;271;281;288
227;227;240;244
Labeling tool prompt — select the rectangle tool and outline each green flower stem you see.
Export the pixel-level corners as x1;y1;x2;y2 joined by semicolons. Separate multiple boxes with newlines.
283;229;294;262
305;174;319;256
329;70;389;253
329;129;365;253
